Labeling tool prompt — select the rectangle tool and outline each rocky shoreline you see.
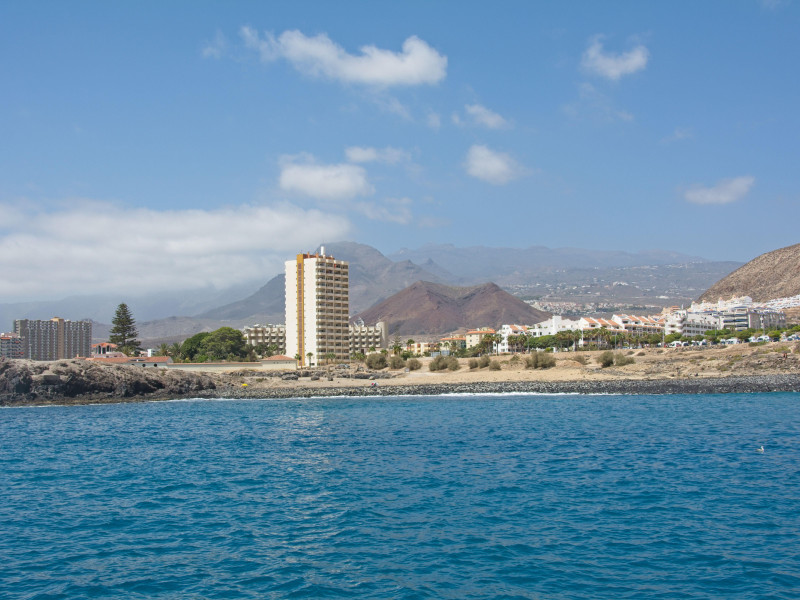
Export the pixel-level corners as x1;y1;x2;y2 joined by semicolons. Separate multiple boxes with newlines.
2;356;798;407
214;374;800;400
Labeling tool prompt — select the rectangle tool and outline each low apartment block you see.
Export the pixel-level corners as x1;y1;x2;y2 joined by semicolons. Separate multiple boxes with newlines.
1;332;24;359
242;324;287;355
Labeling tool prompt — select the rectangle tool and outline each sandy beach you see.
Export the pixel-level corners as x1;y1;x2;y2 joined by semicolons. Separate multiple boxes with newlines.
212;343;800;399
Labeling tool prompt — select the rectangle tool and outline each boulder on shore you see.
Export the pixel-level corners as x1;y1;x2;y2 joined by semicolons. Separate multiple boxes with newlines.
0;358;217;406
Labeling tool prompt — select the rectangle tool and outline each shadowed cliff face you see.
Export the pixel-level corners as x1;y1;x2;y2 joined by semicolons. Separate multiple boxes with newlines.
699;243;800;303
0;358;216;406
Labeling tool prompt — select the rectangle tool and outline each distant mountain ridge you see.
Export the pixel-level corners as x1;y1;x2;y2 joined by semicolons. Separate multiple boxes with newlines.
199;242;446;324
389;244;711;284
353;281;551;335
1;241;744;344
698;243;800;303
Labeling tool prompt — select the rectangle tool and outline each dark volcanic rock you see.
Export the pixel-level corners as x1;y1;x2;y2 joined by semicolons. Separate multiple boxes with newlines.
0;358;217;406
220;375;800;400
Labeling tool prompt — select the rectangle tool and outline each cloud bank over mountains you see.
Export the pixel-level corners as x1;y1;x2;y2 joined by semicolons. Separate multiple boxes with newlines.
0;201;350;302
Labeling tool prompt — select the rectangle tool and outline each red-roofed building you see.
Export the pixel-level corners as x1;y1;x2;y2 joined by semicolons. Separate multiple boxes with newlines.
465;328;496;349
91;342;126;357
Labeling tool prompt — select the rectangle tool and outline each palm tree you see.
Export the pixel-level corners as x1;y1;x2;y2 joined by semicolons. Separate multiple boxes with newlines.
306;351;314;366
156;343;169;356
168;342;183;361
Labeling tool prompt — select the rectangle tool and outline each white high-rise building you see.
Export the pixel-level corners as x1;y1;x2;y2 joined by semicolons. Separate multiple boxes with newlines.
285;247;350;367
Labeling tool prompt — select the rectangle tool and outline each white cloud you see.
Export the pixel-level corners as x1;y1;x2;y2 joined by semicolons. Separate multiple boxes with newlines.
581;36;649;81
464;144;526;185
356;197;413;224
427;112;442;130
464;104;510;129
684;176;755;205
563;82;634;122
241;28;447;87
202;31;227;59
279;157;374;200
0;200;351;301
345;146;410;164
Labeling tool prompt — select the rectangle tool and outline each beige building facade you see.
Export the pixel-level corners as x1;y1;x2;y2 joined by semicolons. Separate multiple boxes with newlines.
242;324;287;355
285;248;350;367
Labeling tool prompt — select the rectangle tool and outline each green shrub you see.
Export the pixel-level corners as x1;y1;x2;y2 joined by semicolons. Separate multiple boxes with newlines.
468;358;479;369
526;352;556;369
407;358;422;371
614;353;635;366
388;355;406;369
538;353;556;369
599;351;615;368
366;353;387;369
478;355;491;368
573;354;589;365
489;360;502;371
430;355;457;371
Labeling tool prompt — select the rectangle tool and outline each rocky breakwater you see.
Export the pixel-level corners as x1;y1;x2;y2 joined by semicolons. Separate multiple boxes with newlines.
0;358;217;406
221;374;800;400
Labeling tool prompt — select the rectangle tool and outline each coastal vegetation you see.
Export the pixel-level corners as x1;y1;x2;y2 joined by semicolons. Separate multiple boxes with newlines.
109;303;141;356
162;328;256;363
598;351;636;368
365;352;387;370
524;353;556;369
429;355;459;371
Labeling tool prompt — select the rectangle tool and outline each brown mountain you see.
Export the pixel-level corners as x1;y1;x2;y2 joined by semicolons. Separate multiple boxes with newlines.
353;281;551;335
198;241;445;323
698;243;800;303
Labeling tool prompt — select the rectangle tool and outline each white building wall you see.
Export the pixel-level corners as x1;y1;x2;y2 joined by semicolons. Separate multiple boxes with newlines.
303;260;318;364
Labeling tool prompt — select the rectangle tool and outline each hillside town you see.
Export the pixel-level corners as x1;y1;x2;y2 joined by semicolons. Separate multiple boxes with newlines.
2;248;800;369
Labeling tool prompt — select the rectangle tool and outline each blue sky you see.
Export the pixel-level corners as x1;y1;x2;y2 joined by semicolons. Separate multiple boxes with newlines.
1;1;798;302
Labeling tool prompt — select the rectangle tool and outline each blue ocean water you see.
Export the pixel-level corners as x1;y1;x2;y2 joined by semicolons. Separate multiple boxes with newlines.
1;393;799;599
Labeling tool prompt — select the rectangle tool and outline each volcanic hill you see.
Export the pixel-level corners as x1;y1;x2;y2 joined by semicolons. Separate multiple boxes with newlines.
353;281;551;335
698;243;800;303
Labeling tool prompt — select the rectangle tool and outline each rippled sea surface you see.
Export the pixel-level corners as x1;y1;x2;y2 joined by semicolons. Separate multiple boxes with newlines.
2;393;799;599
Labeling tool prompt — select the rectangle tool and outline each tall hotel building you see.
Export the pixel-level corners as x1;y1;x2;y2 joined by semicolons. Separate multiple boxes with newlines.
285;247;350;367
